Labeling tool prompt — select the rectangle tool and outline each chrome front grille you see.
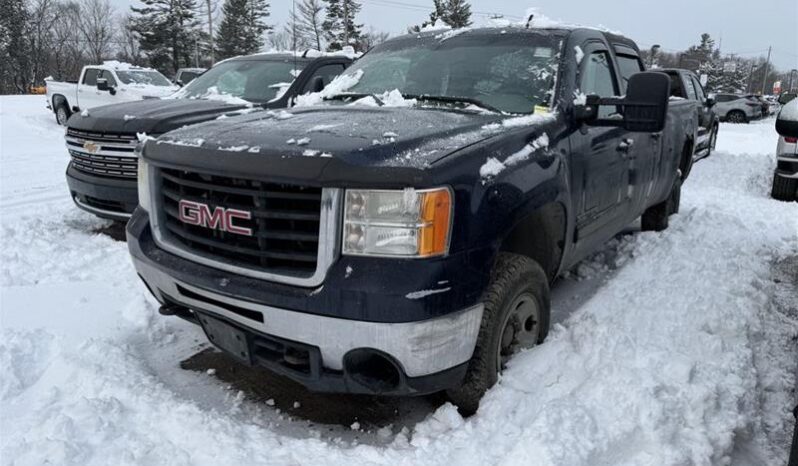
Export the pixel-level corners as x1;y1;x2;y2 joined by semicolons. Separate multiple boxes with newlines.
149;165;342;286
66;129;138;179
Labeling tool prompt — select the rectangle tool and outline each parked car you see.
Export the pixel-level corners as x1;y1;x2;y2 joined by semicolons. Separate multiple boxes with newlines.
771;97;798;201
173;68;206;86
45;62;178;125
713;93;763;123
65;53;352;221
127;26;698;414
779;92;797;105
745;94;771;116
658;68;719;162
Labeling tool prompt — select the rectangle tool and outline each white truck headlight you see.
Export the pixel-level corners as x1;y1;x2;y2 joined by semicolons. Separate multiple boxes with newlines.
343;188;452;257
137;158;151;212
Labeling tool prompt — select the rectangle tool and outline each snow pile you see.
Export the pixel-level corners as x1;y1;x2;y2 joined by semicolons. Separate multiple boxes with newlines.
0;97;796;465
295;69;364;107
101;60;154;71
351;89;418;108
197;86;252;106
156;137;204;148
420;19;451;32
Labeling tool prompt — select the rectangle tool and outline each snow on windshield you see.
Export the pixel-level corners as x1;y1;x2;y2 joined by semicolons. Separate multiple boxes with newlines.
297;32;560;115
171;59;304;103
116;70;172;87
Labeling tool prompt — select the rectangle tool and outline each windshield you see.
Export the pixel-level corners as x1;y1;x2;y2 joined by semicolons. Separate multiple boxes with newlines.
178;60;306;103
335;32;561;114
116;70;172;87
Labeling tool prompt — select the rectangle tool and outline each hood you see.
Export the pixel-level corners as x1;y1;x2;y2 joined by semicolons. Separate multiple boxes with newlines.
150;105;511;170
67;98;254;135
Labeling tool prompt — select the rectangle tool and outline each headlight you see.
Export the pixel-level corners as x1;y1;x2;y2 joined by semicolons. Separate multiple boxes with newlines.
343;188;452;257
137;158;151;212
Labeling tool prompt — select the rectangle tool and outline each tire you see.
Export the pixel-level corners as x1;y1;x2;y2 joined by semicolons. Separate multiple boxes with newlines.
726;110;747;124
679;143;694;181
55;102;71;126
642;175;682;232
771;175;798;202
446;253;550;416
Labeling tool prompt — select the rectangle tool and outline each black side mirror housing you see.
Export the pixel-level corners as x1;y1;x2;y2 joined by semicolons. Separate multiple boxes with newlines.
574;72;670;133
309;76;325;93
706;97;715;107
97;78;115;94
622;72;670;132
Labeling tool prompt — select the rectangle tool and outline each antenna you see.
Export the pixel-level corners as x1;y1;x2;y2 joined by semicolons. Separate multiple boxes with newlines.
525;14;535;29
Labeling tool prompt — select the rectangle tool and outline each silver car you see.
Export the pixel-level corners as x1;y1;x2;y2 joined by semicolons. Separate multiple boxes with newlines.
713;93;763;123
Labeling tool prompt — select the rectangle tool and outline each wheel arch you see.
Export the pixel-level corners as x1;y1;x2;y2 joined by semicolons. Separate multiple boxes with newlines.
498;201;567;283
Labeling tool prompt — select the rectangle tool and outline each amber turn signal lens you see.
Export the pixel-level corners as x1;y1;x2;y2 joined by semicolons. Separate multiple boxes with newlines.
418;189;452;257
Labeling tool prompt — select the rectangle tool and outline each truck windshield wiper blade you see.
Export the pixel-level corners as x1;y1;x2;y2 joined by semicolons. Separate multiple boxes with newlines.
325;93;385;106
403;94;501;113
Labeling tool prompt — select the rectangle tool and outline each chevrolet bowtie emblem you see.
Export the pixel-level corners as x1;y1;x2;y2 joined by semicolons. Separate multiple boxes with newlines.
83;141;99;154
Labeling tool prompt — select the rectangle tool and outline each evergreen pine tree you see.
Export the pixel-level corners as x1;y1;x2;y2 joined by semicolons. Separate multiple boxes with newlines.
0;0;30;93
130;0;202;73
322;0;362;51
410;0;471;31
216;0;271;58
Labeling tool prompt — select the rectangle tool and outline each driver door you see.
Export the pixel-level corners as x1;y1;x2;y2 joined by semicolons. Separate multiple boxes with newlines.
569;45;630;248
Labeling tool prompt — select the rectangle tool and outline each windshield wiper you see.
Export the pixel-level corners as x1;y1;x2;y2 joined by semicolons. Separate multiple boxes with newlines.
403;94;501;113
325;93;385;106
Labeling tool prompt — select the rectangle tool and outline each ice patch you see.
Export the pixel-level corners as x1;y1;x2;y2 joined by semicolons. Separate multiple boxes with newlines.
405;287;452;300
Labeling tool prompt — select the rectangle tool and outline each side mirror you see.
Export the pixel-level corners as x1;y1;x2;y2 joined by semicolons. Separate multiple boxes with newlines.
622;72;670;132
97;78;115;94
574;72;670;133
309;76;325;93
175;79;183;87
706;97;715;107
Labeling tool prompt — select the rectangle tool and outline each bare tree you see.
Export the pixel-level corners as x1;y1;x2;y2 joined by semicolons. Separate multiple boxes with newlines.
358;26;388;51
288;0;324;51
266;29;292;51
77;0;115;63
50;1;84;80
116;14;145;66
27;0;59;85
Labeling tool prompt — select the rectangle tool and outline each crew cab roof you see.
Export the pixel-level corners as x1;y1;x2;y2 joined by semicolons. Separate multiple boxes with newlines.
397;26;639;54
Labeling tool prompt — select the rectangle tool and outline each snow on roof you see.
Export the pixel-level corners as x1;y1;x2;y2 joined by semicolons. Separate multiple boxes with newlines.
101;60;156;72
478;7;623;35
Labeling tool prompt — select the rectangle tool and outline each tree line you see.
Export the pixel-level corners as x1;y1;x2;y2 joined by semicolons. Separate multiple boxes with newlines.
1;0;792;96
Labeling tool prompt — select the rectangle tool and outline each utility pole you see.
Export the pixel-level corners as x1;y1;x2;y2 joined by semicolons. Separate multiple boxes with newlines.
760;46;771;95
206;0;214;64
746;61;756;94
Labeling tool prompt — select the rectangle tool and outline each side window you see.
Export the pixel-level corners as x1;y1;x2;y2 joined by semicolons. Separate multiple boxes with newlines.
684;76;698;100
98;70;117;87
580;50;619;117
715;94;731;103
691;76;706;101
302;64;346;93
82;69;99;86
615;54;644;92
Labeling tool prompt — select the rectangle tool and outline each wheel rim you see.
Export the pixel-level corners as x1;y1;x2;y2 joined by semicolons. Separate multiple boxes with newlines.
57;108;68;125
497;292;541;369
729;112;743;123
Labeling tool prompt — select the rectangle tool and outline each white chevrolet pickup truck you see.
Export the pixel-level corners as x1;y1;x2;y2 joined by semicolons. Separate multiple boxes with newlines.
45;61;178;125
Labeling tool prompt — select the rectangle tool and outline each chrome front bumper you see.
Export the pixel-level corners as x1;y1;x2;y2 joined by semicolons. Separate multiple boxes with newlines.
133;256;483;378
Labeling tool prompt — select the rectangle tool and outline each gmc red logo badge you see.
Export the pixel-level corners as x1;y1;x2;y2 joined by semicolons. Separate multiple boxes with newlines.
178;200;253;236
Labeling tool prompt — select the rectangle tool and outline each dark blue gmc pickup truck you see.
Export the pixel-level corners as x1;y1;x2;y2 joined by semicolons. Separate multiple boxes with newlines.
127;26;697;414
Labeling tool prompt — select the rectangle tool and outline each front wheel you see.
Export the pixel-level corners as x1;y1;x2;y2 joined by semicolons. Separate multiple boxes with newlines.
55;103;71;126
446;253;550;416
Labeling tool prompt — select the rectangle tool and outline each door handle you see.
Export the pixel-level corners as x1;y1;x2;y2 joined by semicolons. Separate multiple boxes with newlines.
651;132;662;140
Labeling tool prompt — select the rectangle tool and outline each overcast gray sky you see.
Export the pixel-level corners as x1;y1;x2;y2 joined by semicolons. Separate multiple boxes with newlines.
120;0;798;70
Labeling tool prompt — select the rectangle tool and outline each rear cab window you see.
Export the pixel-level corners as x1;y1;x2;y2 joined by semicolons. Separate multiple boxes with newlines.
615;54;644;93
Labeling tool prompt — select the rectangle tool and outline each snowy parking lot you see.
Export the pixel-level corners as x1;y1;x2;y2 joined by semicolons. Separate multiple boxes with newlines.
1;95;796;465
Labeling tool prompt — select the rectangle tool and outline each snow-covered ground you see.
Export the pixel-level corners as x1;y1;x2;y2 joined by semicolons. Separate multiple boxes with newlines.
1;95;796;465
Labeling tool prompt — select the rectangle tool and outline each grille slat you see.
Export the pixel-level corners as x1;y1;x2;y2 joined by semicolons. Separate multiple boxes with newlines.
66;129;139;180
157;168;322;276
